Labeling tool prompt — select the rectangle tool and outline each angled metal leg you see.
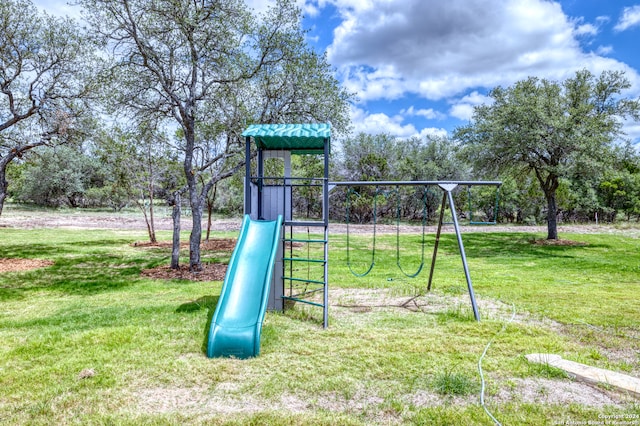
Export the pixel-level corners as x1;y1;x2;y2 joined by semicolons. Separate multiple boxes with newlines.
427;191;448;291
444;187;480;321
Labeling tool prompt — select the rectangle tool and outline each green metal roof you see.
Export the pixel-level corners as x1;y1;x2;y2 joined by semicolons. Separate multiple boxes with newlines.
242;123;330;154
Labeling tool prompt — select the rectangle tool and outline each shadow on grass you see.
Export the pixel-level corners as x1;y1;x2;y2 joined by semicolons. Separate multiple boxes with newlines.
0;246;167;301
0;239;136;259
174;295;220;356
443;232;605;260
333;232;603;267
10;304;170;332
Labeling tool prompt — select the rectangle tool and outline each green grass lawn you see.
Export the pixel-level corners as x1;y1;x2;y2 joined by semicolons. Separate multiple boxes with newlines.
0;223;639;425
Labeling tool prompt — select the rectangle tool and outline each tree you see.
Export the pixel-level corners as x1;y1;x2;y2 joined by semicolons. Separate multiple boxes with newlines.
15;146;104;207
395;135;468;221
597;146;640;222
332;133;470;222
96;122;182;242
82;0;351;271
0;0;95;215
455;70;640;239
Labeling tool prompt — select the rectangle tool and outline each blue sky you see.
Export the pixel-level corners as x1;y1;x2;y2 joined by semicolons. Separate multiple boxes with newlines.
36;0;640;144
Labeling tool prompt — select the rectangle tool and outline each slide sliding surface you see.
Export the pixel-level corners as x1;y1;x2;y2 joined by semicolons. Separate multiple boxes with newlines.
207;215;282;359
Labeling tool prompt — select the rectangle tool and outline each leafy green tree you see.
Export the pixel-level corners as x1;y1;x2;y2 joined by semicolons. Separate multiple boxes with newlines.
0;0;96;215
82;0;351;270
456;70;640;239
622;173;640;221
334;133;395;222
395;135;468;221
291;154;324;219
333;133;471;223
16;146;104;207
597;148;640;222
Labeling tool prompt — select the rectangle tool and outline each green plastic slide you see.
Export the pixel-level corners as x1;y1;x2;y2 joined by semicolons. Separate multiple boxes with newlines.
206;214;282;359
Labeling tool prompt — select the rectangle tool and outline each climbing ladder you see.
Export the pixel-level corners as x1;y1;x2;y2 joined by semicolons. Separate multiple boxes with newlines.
280;175;329;329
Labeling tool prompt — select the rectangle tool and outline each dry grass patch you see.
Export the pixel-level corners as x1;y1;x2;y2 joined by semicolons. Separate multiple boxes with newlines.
0;258;53;273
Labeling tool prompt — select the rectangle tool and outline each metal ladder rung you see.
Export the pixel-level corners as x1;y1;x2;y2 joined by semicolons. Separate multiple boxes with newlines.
281;296;324;308
283;277;325;285
284;238;327;244
283;257;326;264
285;288;325;299
284;220;326;227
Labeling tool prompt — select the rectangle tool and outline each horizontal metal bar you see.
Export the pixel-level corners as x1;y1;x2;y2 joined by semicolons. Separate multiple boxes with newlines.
282;296;325;308
283;277;326;285
259;183;324;188
329;180;502;187
284;238;328;244
251;176;327;182
284;220;327;227
283;257;326;263
286;288;325;299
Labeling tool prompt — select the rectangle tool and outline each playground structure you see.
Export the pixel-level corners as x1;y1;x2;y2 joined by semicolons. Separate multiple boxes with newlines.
207;123;501;358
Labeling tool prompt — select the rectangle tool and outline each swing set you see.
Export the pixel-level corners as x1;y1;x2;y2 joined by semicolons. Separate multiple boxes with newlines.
339;181;502;321
346;185;431;279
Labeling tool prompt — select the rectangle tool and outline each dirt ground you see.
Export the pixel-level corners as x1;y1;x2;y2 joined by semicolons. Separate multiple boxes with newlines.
1;207;638;236
0;209;242;232
140;263;228;282
137;238;236;281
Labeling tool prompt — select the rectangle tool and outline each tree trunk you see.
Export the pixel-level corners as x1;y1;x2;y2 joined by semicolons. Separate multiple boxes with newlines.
545;191;558;240
205;184;217;241
148;183;156;243
534;168;560;240
138;194;157;244
182;118;203;272
170;192;181;269
189;193;204;272
0;154;17;217
0;166;7;217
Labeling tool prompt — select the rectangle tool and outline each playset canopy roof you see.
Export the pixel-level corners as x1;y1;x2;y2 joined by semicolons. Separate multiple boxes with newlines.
242;123;330;154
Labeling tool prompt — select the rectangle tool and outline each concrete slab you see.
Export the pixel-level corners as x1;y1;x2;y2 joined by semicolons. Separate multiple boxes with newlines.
526;353;640;398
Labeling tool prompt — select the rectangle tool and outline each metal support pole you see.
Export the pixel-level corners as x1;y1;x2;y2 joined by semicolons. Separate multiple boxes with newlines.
323;137;330;329
444;186;481;321
244;137;251;215
427;191;448;291
257;149;263;219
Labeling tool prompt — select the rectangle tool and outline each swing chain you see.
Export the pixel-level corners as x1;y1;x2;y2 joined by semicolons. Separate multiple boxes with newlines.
467;185;500;225
396;186;429;278
346;186;378;277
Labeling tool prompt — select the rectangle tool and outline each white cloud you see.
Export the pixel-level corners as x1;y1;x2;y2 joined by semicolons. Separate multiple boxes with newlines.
596;45;614;55
614;5;640;32
574;23;598;36
449;104;475;122
448;91;493;121
324;0;640;102
350;106;447;139
339;65;407;102
401;106;446;120
416;127;449;139
622;119;640;145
